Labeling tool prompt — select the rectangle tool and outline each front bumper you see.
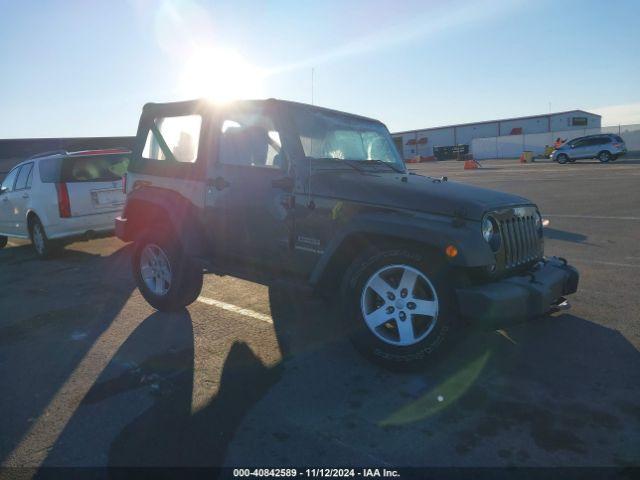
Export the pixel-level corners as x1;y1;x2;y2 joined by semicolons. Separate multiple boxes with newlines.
456;257;579;326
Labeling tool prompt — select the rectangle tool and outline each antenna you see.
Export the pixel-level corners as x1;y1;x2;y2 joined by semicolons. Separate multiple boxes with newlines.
311;68;314;105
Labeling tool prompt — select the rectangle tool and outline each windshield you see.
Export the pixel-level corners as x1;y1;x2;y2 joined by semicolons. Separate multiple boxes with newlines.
288;106;405;171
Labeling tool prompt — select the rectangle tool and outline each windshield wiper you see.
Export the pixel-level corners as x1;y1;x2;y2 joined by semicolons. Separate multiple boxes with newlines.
361;159;404;173
310;157;366;174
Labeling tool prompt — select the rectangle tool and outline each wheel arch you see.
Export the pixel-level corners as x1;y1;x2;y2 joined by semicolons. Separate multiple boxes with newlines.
310;214;494;293
123;188;209;258
312;232;439;294
26;209;40;230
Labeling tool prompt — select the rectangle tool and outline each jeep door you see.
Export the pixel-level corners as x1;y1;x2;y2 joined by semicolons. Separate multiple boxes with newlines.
204;102;295;267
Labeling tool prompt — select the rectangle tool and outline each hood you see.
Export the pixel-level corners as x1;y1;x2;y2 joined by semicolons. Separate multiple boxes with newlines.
309;171;532;220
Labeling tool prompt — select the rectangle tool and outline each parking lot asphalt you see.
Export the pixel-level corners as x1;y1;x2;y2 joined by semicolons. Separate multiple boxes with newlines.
1;158;639;470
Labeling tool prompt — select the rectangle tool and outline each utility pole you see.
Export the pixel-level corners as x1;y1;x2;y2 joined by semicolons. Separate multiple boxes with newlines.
311;68;315;105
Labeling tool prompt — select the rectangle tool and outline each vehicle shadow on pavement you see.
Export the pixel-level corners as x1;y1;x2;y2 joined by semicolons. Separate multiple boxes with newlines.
101;280;333;468
0;242;99;266
105;312;283;469
543;227;590;244
36;280;640;469
0;243;136;466
222;310;640;467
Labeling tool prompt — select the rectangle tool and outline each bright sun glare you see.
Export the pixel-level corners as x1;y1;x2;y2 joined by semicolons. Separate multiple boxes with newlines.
179;47;264;103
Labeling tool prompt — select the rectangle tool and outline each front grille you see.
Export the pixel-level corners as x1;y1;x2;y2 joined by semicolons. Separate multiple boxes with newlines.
497;208;543;268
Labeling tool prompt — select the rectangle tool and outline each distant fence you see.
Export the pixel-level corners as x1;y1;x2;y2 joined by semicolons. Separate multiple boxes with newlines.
471;124;640;160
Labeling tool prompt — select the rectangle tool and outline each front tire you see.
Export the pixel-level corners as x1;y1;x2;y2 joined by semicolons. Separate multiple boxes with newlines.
341;248;457;368
0;235;7;249
597;150;612;163
133;227;203;311
556;154;569;164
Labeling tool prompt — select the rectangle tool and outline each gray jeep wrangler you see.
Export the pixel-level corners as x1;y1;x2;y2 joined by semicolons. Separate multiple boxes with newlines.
116;99;578;366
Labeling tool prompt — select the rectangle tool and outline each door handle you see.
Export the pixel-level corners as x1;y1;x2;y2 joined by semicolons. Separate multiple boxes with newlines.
22;194;29;199
208;177;230;191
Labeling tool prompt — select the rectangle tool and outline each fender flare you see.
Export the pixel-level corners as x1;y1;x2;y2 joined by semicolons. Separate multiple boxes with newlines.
309;212;494;285
123;187;209;257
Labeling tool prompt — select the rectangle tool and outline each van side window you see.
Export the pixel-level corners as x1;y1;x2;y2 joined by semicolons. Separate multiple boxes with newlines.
143;115;202;163
26;165;34;188
14;163;34;190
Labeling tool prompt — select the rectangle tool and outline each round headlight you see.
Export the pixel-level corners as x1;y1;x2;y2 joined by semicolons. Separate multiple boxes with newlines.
482;217;495;242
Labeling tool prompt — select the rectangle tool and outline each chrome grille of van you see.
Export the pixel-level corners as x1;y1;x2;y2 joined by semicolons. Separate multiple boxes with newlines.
498;209;543;268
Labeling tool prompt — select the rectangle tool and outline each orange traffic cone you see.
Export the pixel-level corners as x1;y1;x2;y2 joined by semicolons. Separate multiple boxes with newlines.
463;155;481;169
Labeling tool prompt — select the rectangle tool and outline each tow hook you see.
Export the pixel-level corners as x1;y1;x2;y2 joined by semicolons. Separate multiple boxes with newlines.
550;296;571;313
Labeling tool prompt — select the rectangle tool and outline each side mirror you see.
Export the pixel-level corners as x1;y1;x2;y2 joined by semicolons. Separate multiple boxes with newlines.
0;186;7;195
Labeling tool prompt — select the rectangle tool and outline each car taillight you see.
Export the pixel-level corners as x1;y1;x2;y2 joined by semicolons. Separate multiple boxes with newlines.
56;182;71;218
613;143;622;148
122;173;127;194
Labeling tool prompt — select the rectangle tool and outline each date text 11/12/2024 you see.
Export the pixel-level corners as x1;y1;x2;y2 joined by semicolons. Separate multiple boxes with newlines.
232;468;401;478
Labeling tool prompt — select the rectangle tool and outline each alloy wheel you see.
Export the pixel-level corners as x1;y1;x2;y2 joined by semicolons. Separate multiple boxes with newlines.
598;151;611;162
140;244;172;296
360;264;439;346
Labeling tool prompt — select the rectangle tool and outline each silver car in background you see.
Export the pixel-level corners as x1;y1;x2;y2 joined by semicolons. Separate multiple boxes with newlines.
0;149;129;257
551;134;627;164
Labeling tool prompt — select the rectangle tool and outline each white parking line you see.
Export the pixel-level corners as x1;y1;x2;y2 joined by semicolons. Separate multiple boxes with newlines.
544;214;640;221
196;295;273;323
571;258;640;268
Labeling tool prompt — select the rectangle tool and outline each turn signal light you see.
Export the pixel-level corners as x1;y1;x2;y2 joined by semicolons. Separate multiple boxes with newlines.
445;245;458;258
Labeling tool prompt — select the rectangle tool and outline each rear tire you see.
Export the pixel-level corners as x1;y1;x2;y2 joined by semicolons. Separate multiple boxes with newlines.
133;227;203;311
0;235;7;249
597;150;612;163
341;247;458;368
29;216;56;259
556;154;569;164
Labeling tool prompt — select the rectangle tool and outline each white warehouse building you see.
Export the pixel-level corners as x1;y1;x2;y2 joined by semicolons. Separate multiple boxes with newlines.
392;110;601;160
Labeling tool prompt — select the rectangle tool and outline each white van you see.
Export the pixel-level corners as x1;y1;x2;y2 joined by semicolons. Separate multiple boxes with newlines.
0;149;130;258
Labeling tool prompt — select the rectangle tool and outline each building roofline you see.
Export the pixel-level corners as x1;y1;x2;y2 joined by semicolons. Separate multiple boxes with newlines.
392;110;601;136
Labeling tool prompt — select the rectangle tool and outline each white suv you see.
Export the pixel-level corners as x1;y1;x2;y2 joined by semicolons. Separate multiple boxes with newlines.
0;148;130;258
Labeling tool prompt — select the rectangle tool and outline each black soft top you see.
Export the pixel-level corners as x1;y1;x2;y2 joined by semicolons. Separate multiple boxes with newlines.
141;98;384;125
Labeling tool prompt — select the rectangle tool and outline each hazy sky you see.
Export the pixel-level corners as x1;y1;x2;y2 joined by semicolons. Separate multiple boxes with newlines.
1;0;639;138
